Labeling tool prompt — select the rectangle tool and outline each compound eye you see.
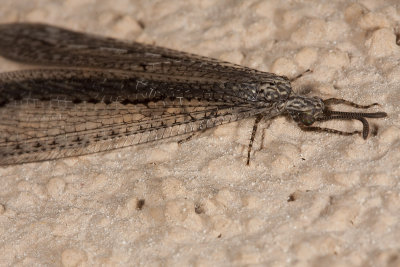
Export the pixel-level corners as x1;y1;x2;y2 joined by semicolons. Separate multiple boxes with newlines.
300;113;315;126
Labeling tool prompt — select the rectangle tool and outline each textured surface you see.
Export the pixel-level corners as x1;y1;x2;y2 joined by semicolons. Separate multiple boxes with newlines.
0;0;399;266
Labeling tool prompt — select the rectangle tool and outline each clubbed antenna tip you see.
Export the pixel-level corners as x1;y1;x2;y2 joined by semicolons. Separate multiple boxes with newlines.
301;98;387;139
319;110;387;139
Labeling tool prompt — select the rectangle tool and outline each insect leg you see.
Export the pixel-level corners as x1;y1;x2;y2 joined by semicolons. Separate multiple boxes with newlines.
247;114;263;165
323;98;379;109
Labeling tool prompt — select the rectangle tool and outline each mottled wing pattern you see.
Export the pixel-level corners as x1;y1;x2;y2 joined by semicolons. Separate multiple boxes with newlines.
0;23;277;82
0;68;274;165
0;23;281;165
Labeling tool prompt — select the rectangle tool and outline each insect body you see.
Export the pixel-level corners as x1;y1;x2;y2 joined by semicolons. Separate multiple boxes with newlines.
0;23;386;165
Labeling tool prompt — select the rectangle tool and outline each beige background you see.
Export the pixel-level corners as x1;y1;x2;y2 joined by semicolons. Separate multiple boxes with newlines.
0;0;399;266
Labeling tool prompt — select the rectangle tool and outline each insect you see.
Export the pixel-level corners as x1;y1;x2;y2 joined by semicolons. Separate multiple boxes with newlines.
0;23;387;166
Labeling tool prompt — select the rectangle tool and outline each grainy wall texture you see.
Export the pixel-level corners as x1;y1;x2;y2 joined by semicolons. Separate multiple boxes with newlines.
0;0;399;266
